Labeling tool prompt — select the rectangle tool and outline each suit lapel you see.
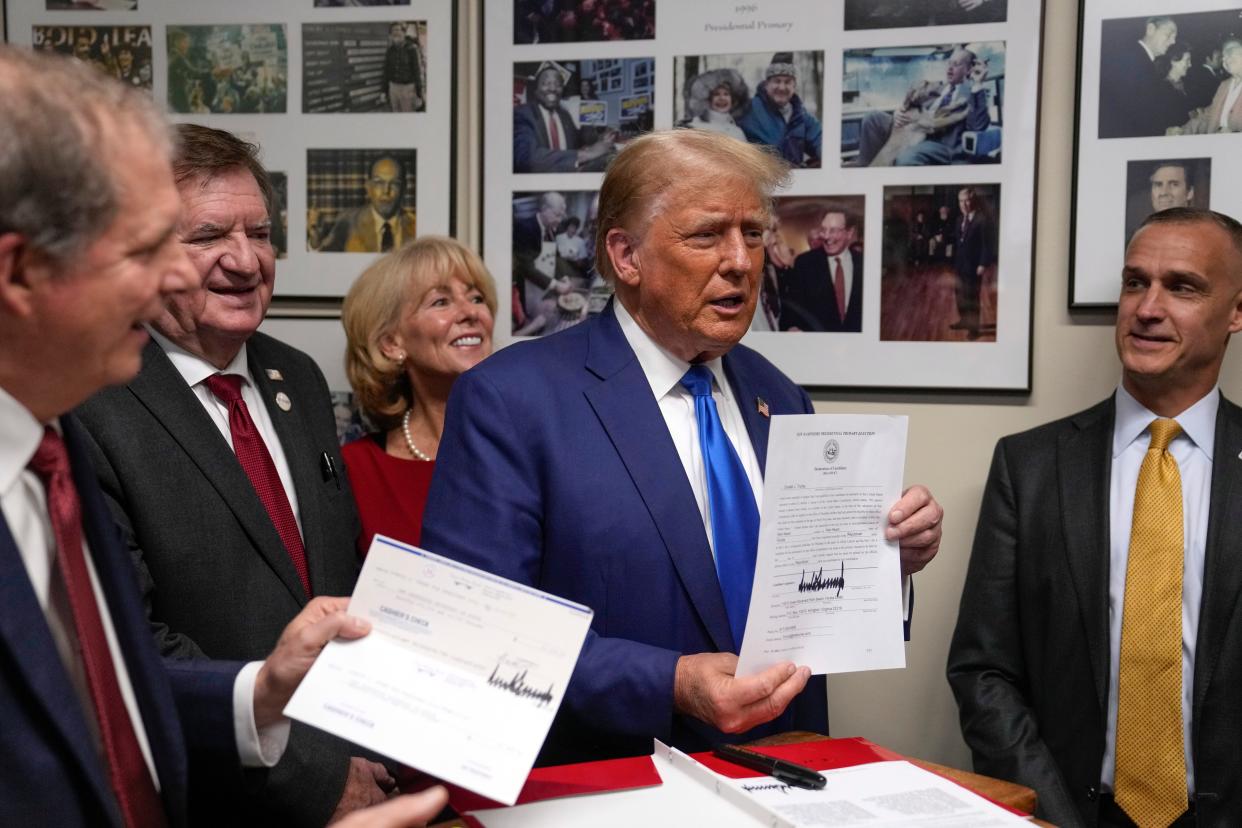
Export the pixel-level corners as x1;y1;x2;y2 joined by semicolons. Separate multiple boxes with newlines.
247;339;329;597
582;307;734;652
128;341;308;605
723;354;773;477
1194;395;1242;711
1057;397;1114;715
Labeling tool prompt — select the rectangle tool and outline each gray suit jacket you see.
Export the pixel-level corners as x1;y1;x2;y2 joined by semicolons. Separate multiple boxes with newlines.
75;333;361;827
947;393;1242;827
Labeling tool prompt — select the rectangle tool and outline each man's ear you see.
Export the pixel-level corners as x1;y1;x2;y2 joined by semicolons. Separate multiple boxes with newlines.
0;233;45;318
605;228;641;288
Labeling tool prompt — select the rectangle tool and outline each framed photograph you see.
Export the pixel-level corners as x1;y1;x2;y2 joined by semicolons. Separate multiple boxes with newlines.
1071;1;1242;306
5;0;457;301
484;2;1044;390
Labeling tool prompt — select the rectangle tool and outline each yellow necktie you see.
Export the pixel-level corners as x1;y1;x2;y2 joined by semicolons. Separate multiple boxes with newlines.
1115;418;1187;828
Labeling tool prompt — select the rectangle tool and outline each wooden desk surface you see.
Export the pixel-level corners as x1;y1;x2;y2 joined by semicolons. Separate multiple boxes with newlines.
436;732;1055;827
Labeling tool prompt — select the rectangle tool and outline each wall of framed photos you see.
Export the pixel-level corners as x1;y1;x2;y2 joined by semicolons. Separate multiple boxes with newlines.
9;0;1242;776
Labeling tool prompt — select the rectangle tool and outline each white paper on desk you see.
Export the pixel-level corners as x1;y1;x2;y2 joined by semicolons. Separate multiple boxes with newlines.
720;760;1029;827
737;414;908;677
283;535;593;806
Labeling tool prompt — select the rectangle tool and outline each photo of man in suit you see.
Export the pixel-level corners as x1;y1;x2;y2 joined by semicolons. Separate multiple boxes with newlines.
76;125;383;826
312;153;418;253
0;46;446;828
423;129;943;766
512;61;617;173
951;186;996;340
1098;15;1178;139
1123;158;1210;246
948;208;1242;826
779;208;864;332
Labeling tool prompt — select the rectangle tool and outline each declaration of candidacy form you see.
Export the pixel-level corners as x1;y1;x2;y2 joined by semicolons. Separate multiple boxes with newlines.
737;414;907;677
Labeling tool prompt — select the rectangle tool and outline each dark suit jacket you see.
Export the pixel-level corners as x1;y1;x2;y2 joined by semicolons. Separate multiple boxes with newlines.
75;333;361;827
0;415;241;828
421;301;830;765
947;394;1242;827
779;247;863;333
1099;35;1160;138
954;212;994;278
513;101;581;173
319;206;417;253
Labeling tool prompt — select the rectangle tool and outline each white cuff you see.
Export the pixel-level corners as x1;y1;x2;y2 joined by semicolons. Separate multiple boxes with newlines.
233;661;292;768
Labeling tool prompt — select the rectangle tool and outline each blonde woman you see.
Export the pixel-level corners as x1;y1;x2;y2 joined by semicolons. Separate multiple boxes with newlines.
341;236;496;556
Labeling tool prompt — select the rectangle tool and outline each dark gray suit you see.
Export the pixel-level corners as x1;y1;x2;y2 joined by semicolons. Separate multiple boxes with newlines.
75;333;361;827
947;394;1242;827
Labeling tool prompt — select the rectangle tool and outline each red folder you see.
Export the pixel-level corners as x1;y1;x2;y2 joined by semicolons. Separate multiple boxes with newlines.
446;753;661;814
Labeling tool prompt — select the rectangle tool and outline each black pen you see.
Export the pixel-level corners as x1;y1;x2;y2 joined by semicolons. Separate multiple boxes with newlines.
713;744;827;790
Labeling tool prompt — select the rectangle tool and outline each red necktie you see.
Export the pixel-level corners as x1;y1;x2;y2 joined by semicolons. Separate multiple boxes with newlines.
29;428;168;828
833;256;847;322
203;374;311;596
547;110;561;150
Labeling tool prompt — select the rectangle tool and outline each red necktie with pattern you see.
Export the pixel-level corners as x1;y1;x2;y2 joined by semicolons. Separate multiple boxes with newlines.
203;374;311;596
29;427;168;828
548;110;562;150
833;256;847;322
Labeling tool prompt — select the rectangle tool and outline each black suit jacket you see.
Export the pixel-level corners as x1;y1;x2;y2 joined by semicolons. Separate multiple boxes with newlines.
0;415;241;827
954;212;994;278
1099;35;1160;138
75;333;361;827
947;394;1242;827
513;101;581;173
779;247;863;332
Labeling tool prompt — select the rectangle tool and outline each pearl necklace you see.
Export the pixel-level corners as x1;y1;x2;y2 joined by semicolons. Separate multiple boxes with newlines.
401;409;433;461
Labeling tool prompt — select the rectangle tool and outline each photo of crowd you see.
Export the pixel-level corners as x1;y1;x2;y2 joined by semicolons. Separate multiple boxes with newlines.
511;190;613;337
1098;10;1242;139
753;196;867;332
512;58;654;173
33;26;152;90
843;41;1005;167
1123;157;1212;247
303;21;427;113
307;149;417;254
514;0;656;44
674;51;824;169
844;0;1007;30
880;183;1000;342
166;24;288;114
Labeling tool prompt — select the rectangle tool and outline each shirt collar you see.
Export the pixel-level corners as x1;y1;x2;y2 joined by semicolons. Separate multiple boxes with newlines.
149;328;252;390
0;385;46;497
613;299;728;401
1113;383;1218;460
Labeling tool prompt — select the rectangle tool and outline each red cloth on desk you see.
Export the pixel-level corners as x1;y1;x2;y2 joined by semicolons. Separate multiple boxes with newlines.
341;434;434;558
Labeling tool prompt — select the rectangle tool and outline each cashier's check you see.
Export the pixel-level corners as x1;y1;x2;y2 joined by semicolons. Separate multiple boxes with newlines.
284;535;593;805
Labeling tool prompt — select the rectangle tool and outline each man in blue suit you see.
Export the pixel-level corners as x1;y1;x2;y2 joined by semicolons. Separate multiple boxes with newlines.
0;46;446;828
422;129;943;765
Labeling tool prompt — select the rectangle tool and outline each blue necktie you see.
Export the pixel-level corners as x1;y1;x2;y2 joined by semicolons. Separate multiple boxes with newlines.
680;365;760;649
937;83;957;111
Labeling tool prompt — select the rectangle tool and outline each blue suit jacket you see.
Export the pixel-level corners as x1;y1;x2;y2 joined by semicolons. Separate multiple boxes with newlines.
0;415;240;827
422;303;829;764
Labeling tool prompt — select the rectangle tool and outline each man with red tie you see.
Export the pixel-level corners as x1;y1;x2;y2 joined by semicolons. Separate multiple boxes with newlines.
779;208;865;332
75;124;382;824
513;62;617;173
0;46;447;828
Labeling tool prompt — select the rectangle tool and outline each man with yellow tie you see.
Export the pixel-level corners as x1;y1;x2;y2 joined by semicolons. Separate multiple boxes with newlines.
948;207;1242;828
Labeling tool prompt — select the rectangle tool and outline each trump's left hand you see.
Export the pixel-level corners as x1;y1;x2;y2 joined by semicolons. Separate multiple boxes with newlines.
885;485;942;576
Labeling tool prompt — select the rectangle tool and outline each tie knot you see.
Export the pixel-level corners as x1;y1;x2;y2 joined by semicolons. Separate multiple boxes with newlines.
679;365;715;398
28;426;70;481
203;373;245;404
1147;418;1182;452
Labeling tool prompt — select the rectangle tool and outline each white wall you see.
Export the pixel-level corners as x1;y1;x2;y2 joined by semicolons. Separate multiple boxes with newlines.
275;0;1242;768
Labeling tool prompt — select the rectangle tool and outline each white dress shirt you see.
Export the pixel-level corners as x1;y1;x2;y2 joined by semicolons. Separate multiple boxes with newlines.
828;251;854;314
150;329;304;541
0;387;285;781
1101;385;1216;794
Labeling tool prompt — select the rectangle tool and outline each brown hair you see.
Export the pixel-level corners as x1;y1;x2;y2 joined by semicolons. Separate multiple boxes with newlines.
593;129;790;282
342;236;498;430
172;123;274;218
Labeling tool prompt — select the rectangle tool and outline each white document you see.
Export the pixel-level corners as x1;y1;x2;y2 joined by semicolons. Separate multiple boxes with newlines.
283;535;593;806
737;414;908;677
719;760;1030;827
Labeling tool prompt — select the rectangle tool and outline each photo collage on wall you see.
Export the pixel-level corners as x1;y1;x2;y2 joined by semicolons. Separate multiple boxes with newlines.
485;0;1037;390
12;0;456;299
1072;1;1242;306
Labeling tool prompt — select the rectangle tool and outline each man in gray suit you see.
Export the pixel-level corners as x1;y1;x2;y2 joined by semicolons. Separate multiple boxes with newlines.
948;207;1242;827
76;125;380;826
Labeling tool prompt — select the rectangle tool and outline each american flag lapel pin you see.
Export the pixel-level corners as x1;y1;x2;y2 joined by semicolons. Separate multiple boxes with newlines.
756;397;770;418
